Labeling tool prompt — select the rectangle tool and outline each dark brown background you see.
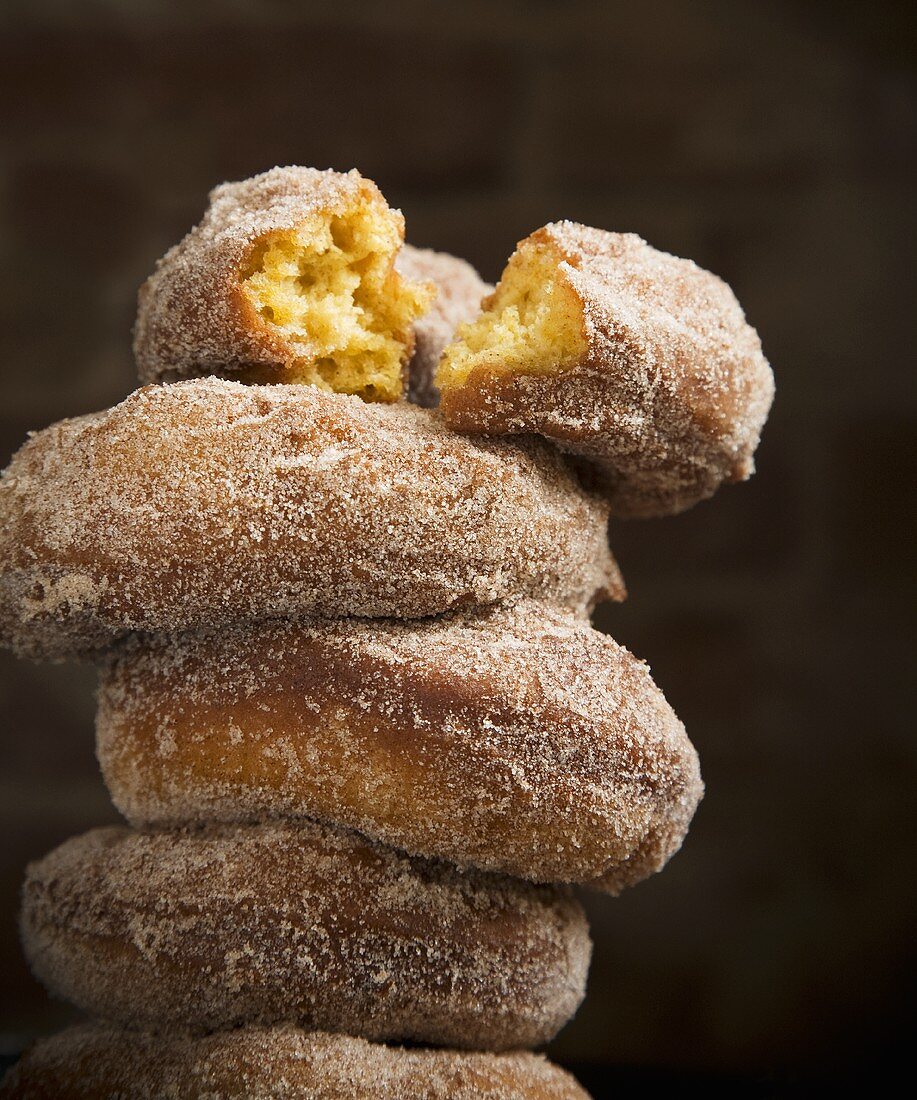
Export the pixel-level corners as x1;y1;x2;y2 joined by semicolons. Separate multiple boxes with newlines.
1;0;914;1091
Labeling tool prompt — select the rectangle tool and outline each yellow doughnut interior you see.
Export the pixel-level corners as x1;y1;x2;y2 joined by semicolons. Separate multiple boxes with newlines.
241;197;432;402
437;235;586;389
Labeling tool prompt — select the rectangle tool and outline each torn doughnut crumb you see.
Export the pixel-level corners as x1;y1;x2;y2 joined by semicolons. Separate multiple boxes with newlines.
1;1024;591;1099
134;166;433;401
438;235;585;388
438;222;775;517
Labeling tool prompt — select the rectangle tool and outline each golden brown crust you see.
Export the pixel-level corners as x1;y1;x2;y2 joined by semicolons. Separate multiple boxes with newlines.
440;224;774;517
397;244;492;407
133;166;411;385
1;1025;590;1099
97;600;702;892
0;378;624;659
20;821;590;1050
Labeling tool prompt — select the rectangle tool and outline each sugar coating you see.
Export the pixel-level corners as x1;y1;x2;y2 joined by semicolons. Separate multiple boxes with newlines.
440;223;775;517
1;1024;591;1099
397;244;492;407
20;820;591;1050
98;599;702;892
133;166;418;388
0;378;624;659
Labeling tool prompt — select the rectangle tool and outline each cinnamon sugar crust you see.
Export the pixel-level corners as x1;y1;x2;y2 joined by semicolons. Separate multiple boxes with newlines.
97;600;702;892
0;378;623;659
438;223;774;517
20;821;591;1050
396;244;492;407
1;1024;591;1099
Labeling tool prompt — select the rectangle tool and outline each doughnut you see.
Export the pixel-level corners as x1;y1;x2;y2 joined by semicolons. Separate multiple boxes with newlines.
0;378;624;659
437;222;774;517
97;599;702;893
20;820;590;1049
0;1025;590;1099
396;244;492;407
133;166;434;401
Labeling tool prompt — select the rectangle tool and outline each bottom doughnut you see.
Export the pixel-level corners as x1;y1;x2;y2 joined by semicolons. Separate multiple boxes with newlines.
21;820;589;1050
0;1024;591;1099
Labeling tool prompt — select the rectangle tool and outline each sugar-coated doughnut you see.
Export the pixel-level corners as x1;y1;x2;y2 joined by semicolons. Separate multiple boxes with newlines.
396;244;492;407
98;600;702;893
20;821;590;1049
133;166;434;402
0;1024;591;1099
438;223;774;517
0;378;623;659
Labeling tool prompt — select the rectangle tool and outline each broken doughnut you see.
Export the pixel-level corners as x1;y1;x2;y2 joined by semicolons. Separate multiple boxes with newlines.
438;223;774;517
133;166;433;401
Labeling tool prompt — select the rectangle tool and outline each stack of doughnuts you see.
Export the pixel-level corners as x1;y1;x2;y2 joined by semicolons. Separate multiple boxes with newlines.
0;167;772;1098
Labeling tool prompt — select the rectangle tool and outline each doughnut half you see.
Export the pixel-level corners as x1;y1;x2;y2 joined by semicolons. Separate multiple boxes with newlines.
20;821;590;1049
397;244;492;407
0;1024;590;1099
438;223;774;517
133;166;433;402
0;378;623;659
97;600;702;893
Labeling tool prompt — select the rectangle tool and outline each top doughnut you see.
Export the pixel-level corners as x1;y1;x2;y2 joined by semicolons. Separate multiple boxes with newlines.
133;166;433;402
438;223;774;517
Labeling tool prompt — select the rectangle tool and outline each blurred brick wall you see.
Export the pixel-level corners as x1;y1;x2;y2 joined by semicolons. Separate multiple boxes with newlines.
1;0;914;1082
